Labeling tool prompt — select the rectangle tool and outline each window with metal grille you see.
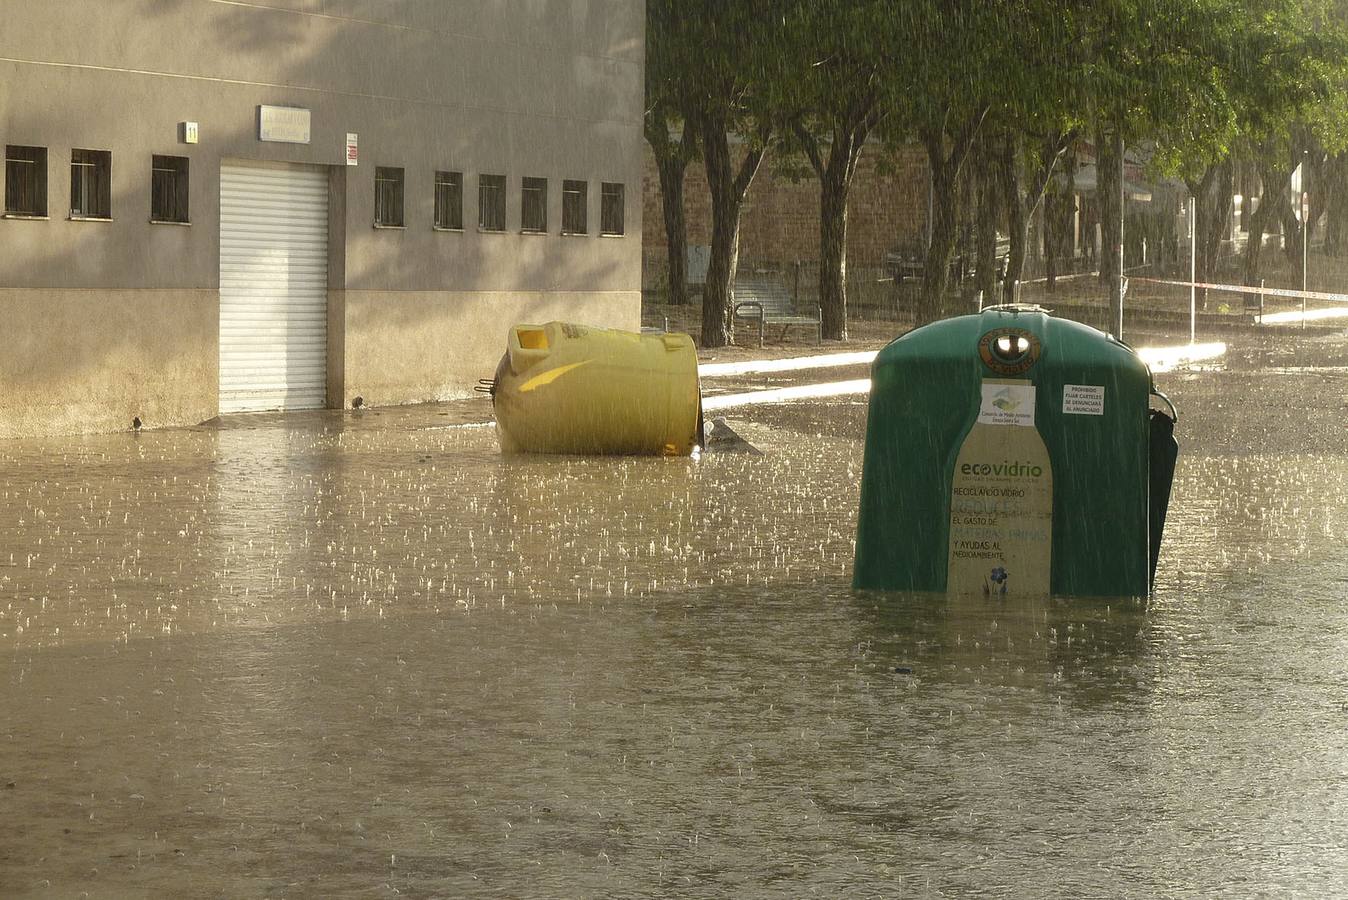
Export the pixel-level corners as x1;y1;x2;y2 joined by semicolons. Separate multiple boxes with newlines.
4;145;47;217
562;180;587;234
151;155;190;223
375;166;404;227
434;171;463;230
600;182;625;236
479;174;506;232
70;149;111;219
521;177;547;233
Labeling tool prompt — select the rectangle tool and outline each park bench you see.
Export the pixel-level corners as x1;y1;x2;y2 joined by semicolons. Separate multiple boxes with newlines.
732;274;821;347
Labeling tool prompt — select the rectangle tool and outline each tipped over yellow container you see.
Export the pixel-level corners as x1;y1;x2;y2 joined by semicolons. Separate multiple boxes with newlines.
487;322;702;455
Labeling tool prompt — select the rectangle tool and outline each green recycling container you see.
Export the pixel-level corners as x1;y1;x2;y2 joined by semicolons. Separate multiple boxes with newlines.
853;307;1176;598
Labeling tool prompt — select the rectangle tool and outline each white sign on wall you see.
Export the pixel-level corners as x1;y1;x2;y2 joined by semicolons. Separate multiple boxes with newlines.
258;105;311;144
345;133;359;166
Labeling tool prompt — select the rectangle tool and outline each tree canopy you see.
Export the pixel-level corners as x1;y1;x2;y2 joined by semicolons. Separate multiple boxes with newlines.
645;0;1348;338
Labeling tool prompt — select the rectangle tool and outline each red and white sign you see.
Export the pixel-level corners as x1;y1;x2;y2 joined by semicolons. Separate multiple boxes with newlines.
345;133;358;167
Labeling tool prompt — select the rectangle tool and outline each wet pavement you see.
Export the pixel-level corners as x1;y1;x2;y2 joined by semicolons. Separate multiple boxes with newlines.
1;329;1346;897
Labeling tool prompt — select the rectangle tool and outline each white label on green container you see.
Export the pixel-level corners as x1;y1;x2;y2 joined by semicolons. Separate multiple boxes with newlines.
948;381;1054;596
977;382;1036;427
1063;384;1105;415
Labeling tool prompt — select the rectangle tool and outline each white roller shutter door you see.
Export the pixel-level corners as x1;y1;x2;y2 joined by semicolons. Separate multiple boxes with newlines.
219;163;329;413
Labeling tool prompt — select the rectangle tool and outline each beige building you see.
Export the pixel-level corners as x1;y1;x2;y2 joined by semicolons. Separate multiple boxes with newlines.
0;0;645;438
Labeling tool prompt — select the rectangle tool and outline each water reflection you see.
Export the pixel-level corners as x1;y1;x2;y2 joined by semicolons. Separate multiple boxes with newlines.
1259;305;1348;324
703;378;872;410
0;336;1345;895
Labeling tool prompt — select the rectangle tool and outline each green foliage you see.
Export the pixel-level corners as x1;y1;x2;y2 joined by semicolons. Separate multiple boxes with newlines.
644;0;1348;326
646;0;788;139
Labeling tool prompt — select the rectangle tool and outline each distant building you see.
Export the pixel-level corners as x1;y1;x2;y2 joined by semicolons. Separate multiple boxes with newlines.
0;1;644;438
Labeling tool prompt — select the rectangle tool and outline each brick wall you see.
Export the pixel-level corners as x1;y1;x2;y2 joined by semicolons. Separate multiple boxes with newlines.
642;141;930;287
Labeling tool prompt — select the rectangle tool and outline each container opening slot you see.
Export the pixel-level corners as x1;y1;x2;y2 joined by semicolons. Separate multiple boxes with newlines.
517;328;549;350
993;334;1031;363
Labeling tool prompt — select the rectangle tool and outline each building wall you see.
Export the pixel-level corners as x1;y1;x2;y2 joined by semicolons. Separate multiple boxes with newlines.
642;141;930;283
0;0;644;438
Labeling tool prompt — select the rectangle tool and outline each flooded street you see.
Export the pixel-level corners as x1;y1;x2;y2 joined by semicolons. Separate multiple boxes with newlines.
2;332;1346;897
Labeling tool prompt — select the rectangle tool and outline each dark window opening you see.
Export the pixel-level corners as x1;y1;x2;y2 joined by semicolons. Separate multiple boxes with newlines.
479;174;506;232
375;166;404;227
562;179;587;234
434;171;463;230
521;176;547;233
70;149;111;219
151;155;190;223
4;145;47;216
600;181;625;236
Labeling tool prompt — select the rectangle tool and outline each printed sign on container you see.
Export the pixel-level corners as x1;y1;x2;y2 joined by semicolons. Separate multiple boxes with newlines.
977;382;1036;427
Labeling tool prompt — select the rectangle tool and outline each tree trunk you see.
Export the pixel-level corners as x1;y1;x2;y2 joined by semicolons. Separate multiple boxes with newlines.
1185;165;1215;311
1307;151;1329;250
698;111;767;348
702;194;740;347
797;120;868;343
1278;201;1302;266
995;129;1069;304
818;163;850;340
656;153;691;305
1323;154;1348;257
644;109;697;307
1243;161;1290;286
973;139;999;305
919;158;962;322
1189;159;1232;310
1214;161;1233;276
1096;127;1121;291
1048;151;1079;293
1094;127;1125;333
917;111;987;324
999;135;1028;304
1044;185;1056;291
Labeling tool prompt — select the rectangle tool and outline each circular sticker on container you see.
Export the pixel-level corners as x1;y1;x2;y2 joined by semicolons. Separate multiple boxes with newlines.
978;328;1042;376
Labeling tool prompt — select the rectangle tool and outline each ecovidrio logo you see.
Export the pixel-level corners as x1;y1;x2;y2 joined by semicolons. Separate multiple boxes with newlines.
958;460;1046;478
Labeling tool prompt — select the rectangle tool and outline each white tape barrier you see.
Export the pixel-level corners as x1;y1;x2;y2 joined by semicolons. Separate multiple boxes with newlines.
700;342;1226;409
699;351;879;378
1135;342;1228;372
1135;277;1348;304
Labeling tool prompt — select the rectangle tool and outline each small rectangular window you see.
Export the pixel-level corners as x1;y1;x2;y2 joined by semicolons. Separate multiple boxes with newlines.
521;176;547;233
70;149;112;219
151;155;190;223
478;173;506;232
4;145;47;217
375;166;404;227
434;171;463;230
600;181;625;236
562;179;587;234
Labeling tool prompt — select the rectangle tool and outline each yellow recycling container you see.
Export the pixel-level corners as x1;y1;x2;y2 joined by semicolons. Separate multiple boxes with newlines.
486;322;702;456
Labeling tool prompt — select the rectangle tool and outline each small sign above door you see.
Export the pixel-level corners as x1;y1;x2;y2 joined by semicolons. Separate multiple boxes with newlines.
258;105;311;144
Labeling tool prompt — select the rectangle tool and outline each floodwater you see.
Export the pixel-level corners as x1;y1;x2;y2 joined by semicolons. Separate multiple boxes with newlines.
1;331;1346;897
